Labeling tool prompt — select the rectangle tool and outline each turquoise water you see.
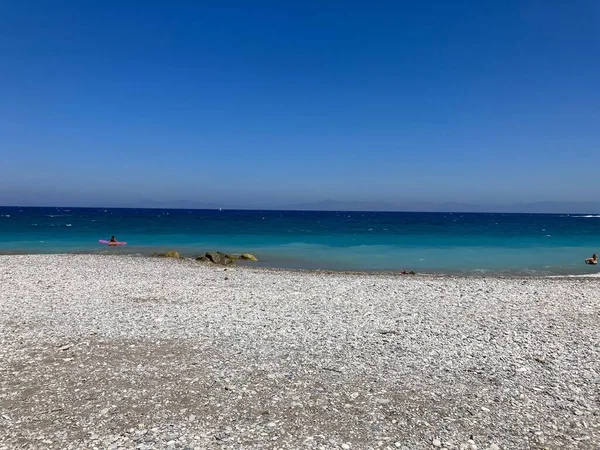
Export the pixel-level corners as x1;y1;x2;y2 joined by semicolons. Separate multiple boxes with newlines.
1;206;600;276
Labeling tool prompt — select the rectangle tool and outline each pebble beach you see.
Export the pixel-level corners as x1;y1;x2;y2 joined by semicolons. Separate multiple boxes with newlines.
1;254;599;449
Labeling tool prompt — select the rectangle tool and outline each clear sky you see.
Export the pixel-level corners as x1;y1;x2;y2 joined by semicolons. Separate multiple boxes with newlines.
1;1;599;208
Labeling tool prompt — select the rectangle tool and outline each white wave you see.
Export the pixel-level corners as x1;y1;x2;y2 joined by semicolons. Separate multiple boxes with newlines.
551;273;600;278
572;215;600;218
1;214;10;218
66;224;72;227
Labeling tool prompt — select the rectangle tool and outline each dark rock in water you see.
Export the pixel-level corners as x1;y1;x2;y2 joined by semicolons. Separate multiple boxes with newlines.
205;251;235;265
240;253;258;261
195;251;250;265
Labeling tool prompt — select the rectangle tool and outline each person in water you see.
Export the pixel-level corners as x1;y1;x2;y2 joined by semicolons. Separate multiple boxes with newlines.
108;236;117;246
585;253;598;265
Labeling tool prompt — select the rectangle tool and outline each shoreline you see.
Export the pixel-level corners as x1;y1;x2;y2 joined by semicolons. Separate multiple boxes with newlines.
1;251;600;279
1;254;599;449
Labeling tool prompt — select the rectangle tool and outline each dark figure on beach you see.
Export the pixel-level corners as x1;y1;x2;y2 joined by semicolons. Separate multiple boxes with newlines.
109;236;117;246
585;253;597;265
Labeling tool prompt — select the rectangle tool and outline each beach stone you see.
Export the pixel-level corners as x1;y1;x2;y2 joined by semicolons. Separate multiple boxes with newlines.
205;252;235;265
3;254;600;449
433;439;442;447
152;251;180;258
240;253;258;261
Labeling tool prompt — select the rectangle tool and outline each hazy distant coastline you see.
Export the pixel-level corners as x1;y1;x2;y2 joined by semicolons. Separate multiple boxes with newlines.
3;199;600;214
276;200;600;214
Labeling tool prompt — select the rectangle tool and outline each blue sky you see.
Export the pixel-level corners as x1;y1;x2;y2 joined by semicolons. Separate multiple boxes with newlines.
1;1;599;208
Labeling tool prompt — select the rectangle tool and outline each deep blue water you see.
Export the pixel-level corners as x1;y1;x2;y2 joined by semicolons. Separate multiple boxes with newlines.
1;206;600;275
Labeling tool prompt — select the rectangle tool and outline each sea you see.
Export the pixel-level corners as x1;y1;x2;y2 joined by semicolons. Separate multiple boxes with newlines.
1;206;600;276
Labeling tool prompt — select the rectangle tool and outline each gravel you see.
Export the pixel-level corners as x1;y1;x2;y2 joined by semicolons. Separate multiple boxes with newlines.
1;254;599;449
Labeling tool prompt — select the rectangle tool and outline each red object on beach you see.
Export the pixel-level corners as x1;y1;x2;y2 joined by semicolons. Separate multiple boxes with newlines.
99;240;127;246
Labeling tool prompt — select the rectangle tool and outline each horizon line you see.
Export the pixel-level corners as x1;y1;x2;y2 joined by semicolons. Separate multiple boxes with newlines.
0;204;594;215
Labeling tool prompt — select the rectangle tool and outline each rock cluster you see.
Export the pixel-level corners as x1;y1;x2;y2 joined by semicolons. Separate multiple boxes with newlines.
151;250;180;259
196;251;258;265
